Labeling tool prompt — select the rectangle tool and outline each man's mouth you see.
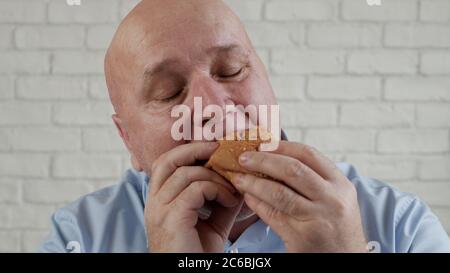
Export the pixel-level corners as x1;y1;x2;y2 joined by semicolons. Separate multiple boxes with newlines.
192;106;257;142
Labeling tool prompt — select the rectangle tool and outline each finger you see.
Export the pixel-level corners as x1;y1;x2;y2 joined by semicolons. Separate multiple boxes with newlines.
271;141;341;181
232;173;314;219
150;142;219;195
176;181;239;212
243;193;291;237
238;152;328;200
157;166;234;204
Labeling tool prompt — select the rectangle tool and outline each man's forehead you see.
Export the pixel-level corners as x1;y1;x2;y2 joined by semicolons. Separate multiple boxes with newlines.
105;0;251;111
108;0;249;67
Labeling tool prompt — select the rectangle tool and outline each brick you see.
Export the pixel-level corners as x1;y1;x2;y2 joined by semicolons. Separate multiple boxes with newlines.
378;129;449;153
345;154;417;181
82;128;126;152
23;181;91;204
9;128;81;152
120;0;142;18
270;76;305;101
0;0;46;23
244;22;303;47
419;156;450;180
225;0;264;21
52;51;105;75
53;102;113;125
348;50;418;74
17;76;88;100
15;26;84;49
340;103;414;127
0;26;14;48
430;207;450;234
272;50;345;74
87;24;117;49
89;179;118;192
308;24;381;48
328;154;346;162
417;104;450;127
283;128;303;142
53;154;122;178
305;129;375;152
280;102;337;127
0;204;54;229
420;0;450;22
0;178;20;203
0;102;51;125
121;155;132;173
308;76;381;100
421;52;450;75
385;77;450;101
89;76;110;100
265;0;337;21
385;24;450;48
0;231;20;252
48;0;118;23
342;0;417;21
391;182;450;207
0;129;11;151
0;76;14;99
21;230;48;253
0;154;49;178
0;52;50;74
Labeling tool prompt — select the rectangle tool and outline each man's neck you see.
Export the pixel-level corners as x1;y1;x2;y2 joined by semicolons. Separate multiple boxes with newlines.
228;214;259;242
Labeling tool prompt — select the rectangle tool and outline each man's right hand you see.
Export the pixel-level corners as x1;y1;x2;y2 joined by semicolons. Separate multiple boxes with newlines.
145;142;243;252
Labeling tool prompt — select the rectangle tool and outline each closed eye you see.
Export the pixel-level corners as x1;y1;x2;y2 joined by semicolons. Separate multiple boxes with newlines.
159;89;183;102
222;68;243;78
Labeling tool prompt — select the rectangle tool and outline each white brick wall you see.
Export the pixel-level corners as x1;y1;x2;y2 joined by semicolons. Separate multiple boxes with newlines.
0;0;449;252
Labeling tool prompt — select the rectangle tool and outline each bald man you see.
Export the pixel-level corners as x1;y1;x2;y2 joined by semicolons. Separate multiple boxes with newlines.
40;0;450;253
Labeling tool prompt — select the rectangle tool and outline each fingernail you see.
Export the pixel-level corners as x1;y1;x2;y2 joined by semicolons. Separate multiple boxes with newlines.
239;152;250;164
208;142;218;148
233;174;243;185
232;174;246;194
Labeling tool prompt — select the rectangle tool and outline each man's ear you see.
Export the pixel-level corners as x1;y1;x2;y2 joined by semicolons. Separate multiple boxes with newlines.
112;114;143;172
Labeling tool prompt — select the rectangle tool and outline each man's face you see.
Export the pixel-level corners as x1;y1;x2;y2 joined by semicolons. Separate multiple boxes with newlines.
110;1;277;176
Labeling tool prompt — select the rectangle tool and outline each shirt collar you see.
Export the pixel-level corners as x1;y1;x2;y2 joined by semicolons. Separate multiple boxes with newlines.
224;218;271;252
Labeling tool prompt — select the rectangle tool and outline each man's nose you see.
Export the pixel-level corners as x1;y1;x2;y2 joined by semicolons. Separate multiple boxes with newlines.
185;74;237;141
186;74;230;108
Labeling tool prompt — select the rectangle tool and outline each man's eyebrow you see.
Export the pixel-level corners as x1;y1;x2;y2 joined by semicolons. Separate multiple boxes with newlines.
143;44;247;79
143;58;180;79
207;44;245;55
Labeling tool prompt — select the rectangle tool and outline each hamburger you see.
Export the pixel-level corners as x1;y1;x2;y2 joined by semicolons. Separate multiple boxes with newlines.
205;127;271;182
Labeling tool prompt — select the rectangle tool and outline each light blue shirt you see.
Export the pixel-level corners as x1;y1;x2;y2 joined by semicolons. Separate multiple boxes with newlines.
39;163;450;253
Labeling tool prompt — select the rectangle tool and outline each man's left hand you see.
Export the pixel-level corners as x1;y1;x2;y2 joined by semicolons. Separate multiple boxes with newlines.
230;141;368;253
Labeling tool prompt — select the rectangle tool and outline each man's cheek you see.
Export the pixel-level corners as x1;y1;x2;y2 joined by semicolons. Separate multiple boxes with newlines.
139;136;180;172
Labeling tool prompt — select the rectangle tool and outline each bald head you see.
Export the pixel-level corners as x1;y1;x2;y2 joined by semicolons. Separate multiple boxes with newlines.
105;0;251;115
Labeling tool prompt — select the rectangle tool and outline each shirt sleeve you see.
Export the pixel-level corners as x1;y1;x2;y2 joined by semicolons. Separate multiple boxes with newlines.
38;208;84;253
395;197;450;253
